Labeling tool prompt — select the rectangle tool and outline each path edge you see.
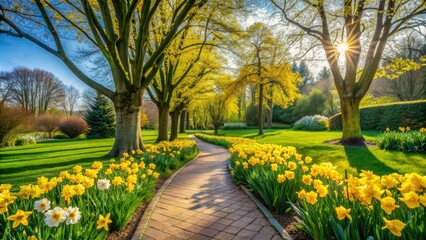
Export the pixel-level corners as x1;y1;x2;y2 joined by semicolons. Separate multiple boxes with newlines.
131;145;201;240
194;136;293;239
228;161;294;240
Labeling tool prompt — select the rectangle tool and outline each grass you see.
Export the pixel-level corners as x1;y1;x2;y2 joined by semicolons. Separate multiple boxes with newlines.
190;129;426;176
0;130;188;187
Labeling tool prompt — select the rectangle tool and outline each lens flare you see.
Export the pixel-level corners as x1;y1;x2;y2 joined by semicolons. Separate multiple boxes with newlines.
337;43;349;53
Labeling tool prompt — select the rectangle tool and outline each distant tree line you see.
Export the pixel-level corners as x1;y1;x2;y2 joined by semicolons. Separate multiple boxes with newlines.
0;66;80;116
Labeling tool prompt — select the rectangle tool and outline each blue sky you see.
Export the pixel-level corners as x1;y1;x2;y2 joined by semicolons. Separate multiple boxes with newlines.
0;36;89;92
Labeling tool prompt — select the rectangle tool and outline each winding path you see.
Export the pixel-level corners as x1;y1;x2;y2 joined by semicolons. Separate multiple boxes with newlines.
132;136;281;240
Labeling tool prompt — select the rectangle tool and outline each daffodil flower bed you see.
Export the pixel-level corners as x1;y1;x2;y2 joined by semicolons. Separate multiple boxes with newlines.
0;139;197;239
376;127;426;153
196;133;426;239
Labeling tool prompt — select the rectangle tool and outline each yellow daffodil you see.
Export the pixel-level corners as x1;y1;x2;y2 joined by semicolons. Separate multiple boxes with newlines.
85;169;98;179
7;209;32;228
297;189;306;199
418;194;426;207
316;185;328;198
97;213;112;230
91;161;103;170
277;174;285;183
288;162;297;170
125;182;135;192
284;171;295;180
399;192;419;209
305;191;318;205
73;165;82;173
148;163;156;169
242;162;248;169
1;190;16;205
302;175;312;185
382;217;405;237
335;206;352;221
270;163;278;171
380;197;399;214
112;177;123;186
73;184;85;196
61;185;76;204
0;184;12;192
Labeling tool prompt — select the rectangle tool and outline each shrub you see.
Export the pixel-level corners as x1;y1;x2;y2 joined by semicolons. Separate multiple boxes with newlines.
0;104;28;147
376;128;426;153
245;104;261;126
292;90;326;119
222;126;258;130
15;135;37;146
329;100;426;130
272;105;297;124
35;114;61;139
84;92;115;139
59;116;88;138
293;115;328;130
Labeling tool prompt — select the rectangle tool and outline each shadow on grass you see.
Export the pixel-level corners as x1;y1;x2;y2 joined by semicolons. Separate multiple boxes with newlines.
0;145;110;160
344;145;396;175
0;154;110;175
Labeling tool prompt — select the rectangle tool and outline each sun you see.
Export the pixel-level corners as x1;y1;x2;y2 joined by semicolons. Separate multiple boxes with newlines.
337;43;349;53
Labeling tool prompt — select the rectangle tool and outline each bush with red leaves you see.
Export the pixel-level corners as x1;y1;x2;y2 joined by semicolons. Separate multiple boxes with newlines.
59;116;88;139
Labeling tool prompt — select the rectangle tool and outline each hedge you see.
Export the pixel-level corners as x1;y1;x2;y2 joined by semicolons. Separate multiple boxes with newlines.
329;100;426;130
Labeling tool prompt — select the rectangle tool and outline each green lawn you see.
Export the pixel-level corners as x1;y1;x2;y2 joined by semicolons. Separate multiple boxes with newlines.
0;130;187;187
191;129;426;176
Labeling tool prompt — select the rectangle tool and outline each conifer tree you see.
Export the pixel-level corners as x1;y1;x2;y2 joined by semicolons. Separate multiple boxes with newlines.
84;93;115;139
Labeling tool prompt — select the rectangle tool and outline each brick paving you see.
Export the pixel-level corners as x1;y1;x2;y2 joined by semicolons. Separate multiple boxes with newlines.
136;136;281;240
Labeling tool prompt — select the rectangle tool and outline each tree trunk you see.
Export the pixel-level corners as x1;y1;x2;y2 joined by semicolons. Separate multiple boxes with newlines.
179;110;186;133
186;112;190;130
109;105;143;156
156;105;169;142
340;97;364;144
169;110;180;141
258;83;264;135
267;100;273;129
214;124;220;135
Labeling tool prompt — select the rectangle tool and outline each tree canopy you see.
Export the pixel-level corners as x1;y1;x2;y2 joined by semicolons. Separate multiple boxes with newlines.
271;0;426;143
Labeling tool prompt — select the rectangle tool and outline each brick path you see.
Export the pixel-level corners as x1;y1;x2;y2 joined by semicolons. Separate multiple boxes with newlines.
134;136;281;240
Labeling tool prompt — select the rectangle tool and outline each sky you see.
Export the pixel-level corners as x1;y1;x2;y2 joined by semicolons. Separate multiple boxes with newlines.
0;9;326;95
0;36;89;92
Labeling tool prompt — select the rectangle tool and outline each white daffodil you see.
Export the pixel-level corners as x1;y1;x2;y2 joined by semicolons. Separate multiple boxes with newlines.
66;206;81;225
44;207;67;227
34;198;51;213
97;179;110;190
